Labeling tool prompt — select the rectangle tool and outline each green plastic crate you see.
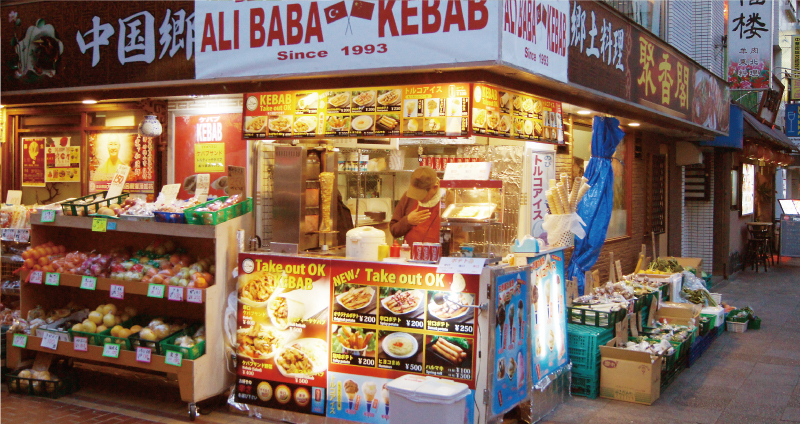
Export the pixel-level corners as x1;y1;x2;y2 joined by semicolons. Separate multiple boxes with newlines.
748;316;761;330
95;316;150;351
184;197;252;225
60;191;129;217
570;370;600;399
567;323;613;371
160;325;206;360
68;328;106;346
567;307;628;330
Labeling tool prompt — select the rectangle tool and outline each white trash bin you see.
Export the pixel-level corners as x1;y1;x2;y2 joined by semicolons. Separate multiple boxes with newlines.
386;374;471;424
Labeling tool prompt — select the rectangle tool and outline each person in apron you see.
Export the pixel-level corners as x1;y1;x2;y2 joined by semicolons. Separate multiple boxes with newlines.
390;167;441;246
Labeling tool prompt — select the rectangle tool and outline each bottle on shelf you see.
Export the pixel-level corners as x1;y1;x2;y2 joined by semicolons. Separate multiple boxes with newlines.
399;243;411;260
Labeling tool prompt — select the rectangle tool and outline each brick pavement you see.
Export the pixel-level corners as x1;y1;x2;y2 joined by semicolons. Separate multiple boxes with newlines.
2;260;798;423
541;258;800;424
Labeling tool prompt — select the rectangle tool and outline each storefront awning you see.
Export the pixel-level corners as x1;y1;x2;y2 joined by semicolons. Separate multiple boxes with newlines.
743;112;799;151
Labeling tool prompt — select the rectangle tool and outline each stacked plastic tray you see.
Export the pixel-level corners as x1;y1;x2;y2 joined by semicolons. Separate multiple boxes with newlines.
567;323;613;399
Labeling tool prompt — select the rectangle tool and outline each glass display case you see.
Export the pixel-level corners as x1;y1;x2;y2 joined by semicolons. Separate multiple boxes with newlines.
440;180;503;258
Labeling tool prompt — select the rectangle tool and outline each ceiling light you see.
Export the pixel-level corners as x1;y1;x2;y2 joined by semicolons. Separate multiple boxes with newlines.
576;110;592;115
628;122;640;127
82;99;97;104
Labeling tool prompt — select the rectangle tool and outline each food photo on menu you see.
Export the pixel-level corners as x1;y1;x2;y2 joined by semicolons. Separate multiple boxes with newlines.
378;287;426;323
425;335;472;370
331;325;377;359
427;290;476;325
334;284;377;320
377;330;423;369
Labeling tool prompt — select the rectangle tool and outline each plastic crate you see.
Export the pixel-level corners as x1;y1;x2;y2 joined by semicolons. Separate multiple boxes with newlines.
726;320;748;333
61;191;129;217
129;321;186;355
748;317;761;330
567;307;627;330
119;214;155;222
94;316;149;350
68;328;104;345
184;197;252;225
153;211;186;224
5;367;79;398
699;317;711;336
160;325;206;360
567;324;613;371
570;370;599;399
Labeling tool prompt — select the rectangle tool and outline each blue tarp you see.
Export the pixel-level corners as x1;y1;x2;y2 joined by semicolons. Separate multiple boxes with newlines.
566;116;625;294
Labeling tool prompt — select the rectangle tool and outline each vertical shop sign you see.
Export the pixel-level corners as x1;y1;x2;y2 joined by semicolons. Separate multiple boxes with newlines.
173;113;245;199
491;269;529;417
501;0;569;83
742;163;755;216
792;36;800;101
530;150;555;238
528;251;568;385
727;0;772;89
88;133;154;198
21;138;45;187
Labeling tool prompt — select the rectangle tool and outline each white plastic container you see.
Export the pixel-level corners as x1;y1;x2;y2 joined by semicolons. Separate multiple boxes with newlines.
346;226;387;261
386;374;470;424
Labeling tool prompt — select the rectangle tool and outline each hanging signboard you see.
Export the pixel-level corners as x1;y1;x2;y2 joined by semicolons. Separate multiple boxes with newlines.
21;137;45;187
501;0;569;83
727;0;772;90
792;36;800;101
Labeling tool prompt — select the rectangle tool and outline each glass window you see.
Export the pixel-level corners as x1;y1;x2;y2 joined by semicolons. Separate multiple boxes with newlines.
571;126;629;239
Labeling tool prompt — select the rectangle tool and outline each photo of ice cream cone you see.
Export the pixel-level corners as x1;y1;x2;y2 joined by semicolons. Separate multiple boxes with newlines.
344;380;358;410
363;381;377;413
382;383;390;415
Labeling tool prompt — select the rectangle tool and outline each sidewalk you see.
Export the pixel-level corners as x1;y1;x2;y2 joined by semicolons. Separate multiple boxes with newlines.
542;258;800;424
2;260;799;423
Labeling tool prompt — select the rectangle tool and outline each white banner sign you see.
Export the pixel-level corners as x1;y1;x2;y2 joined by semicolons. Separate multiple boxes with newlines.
727;0;772;90
194;0;499;79
530;150;555;238
501;0;569;82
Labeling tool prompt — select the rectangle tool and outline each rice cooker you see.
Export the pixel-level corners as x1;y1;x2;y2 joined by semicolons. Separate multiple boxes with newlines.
346;227;386;261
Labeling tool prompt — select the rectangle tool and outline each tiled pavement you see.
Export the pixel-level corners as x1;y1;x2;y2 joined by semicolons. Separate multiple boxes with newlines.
2;259;800;423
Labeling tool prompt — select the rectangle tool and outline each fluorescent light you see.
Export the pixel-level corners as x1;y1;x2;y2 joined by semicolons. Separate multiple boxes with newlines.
576;110;592;115
628;122;640;127
82;99;97;104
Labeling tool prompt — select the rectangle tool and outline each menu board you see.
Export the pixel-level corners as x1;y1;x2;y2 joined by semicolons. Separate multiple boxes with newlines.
235;254;331;416
236;254;479;424
472;84;563;143
243;84;470;139
491;268;530;417
21;137;46;187
45;138;80;183
526;250;568;384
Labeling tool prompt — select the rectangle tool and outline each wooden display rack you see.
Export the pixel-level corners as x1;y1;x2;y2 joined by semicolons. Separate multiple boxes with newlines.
5;214;252;420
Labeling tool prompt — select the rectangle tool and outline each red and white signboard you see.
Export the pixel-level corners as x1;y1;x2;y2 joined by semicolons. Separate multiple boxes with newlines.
501;0;569;83
194;1;499;79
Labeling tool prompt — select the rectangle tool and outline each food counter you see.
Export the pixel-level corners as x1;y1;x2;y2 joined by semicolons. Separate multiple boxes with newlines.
233;247;568;424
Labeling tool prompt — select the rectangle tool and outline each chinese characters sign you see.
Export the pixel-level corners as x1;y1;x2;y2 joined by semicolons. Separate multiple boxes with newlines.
1;1;194;91
792;36;800;101
727;0;772;90
21;138;45;187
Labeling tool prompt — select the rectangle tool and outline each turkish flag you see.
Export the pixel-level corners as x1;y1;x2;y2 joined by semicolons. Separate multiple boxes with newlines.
350;0;375;20
324;1;348;24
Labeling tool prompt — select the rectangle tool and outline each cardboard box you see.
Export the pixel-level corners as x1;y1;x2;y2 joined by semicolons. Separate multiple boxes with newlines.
660;256;703;275
654;304;701;326
599;340;662;405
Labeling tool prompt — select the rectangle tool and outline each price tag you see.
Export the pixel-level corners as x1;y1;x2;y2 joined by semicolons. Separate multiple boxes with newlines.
109;284;125;300
136;346;152;363
80;276;97;290
105;164;130;200
92;218;107;232
41;209;56;223
154;184;181;208
17;229;30;243
147;283;165;298
196;174;211;202
40;331;60;350
107;221;117;231
167;286;184;302
436;257;486;275
1;229;15;241
44;272;60;286
186;288;203;304
73;336;88;352
6;190;22;205
165;351;183;367
12;334;27;348
102;343;121;358
29;270;43;284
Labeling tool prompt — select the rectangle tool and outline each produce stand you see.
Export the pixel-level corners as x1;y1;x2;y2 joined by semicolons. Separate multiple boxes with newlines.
5;213;252;420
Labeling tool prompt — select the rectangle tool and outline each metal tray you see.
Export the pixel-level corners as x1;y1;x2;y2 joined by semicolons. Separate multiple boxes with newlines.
442;203;498;222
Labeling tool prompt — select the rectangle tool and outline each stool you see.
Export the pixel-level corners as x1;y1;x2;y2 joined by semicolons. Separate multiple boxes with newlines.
744;224;771;272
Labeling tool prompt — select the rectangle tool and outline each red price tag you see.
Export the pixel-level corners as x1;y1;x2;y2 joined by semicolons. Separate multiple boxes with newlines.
109;284;125;300
29;270;43;284
167;286;184;302
73;336;88;352
186;288;203;304
136;347;152;363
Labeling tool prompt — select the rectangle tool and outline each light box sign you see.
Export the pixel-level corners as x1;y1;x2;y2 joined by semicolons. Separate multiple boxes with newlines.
727;0;772;90
742;163;755;216
501;0;570;83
